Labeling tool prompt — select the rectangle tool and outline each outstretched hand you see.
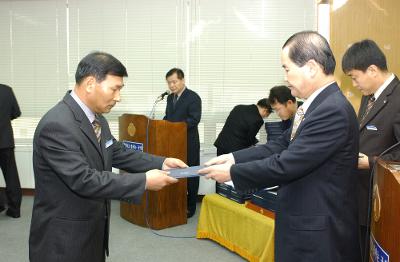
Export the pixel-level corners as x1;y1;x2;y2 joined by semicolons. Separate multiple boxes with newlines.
162;158;188;170
145;169;178;191
203;153;235;166
198;162;233;183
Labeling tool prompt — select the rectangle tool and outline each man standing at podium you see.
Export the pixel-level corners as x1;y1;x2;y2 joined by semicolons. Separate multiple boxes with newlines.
29;52;185;262
200;31;361;262
164;68;202;218
342;39;400;261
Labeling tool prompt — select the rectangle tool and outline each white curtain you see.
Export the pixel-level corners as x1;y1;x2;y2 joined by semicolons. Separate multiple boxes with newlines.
0;0;316;152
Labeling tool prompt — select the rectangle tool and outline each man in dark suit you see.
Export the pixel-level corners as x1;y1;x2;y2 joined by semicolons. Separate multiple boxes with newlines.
0;84;22;218
200;31;361;262
163;68;201;218
342;39;400;261
29;52;186;262
214;98;271;156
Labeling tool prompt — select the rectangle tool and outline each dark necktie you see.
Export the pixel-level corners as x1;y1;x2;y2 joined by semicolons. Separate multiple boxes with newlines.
92;117;102;144
360;95;375;124
173;95;178;107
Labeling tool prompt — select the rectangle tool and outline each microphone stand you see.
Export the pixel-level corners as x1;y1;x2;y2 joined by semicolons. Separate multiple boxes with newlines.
146;94;167;152
148;95;163;120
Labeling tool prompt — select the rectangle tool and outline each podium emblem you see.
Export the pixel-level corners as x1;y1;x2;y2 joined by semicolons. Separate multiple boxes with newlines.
372;184;381;222
128;123;136;137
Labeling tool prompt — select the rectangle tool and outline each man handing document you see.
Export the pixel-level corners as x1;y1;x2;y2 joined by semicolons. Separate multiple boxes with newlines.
29;52;186;262
199;31;361;262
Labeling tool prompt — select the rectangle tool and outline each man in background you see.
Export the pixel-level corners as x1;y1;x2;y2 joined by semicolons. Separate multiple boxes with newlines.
0;84;22;218
163;68;202;218
214;98;272;156
29;52;185;262
342;39;400;261
268;85;302;131
200;31;361;262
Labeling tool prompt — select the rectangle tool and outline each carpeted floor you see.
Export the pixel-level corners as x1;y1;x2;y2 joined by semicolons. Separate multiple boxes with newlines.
0;196;244;262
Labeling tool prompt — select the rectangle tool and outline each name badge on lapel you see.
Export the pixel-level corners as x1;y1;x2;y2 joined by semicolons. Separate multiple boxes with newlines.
366;125;378;131
105;139;114;148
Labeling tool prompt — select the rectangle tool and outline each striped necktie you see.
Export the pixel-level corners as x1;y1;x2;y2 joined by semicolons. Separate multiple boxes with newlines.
92;117;102;144
290;106;305;140
360;95;375;124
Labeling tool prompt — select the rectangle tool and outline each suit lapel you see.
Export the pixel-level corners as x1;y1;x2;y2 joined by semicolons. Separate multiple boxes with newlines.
305;83;339;117
63;92;103;158
359;77;399;130
290;83;340;141
98;115;108;164
358;96;368;122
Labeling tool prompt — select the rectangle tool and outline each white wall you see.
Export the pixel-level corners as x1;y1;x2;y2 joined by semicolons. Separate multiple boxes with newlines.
0;146;35;188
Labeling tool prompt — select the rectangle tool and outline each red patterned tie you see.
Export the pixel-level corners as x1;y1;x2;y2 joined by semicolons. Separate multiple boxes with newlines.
360;95;375;124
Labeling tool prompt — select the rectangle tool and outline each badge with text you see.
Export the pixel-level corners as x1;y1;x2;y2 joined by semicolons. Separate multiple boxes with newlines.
123;141;143;152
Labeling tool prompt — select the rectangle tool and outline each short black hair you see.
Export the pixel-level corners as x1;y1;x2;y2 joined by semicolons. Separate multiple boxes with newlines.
342;39;388;73
257;98;272;113
268;85;296;105
75;51;128;84
283;31;336;75
166;68;185;79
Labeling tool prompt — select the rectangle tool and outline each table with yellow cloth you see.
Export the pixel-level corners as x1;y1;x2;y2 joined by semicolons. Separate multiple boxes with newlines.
197;194;275;262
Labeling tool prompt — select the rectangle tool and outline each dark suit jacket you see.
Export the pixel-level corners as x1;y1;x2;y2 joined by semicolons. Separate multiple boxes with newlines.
164;88;201;166
230;83;361;262
0;84;21;149
357;75;400;225
214;104;263;154
29;92;165;262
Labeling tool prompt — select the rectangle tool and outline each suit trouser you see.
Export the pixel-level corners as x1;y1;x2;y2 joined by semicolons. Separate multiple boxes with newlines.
0;147;22;211
359;225;369;262
187;176;199;213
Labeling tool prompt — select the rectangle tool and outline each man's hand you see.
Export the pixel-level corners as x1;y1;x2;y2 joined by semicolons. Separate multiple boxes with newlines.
203;153;235;166
198;163;233;183
145;169;178;191
358;152;370;169
162;158;188;170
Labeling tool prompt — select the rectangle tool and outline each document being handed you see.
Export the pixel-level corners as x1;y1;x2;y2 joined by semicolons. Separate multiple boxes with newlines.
168;165;205;179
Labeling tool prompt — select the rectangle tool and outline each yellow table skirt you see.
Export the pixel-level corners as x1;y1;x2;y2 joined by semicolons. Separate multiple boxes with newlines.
197;194;275;262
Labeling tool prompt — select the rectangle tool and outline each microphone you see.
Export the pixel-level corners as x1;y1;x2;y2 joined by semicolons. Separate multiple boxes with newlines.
149;90;171;119
364;140;400;262
160;90;171;100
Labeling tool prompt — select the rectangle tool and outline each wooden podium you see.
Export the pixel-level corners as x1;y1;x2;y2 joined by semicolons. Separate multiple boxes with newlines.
119;114;187;230
370;160;400;261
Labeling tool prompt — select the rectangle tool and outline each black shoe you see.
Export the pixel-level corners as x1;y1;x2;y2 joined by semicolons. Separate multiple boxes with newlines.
6;209;20;218
0;206;5;213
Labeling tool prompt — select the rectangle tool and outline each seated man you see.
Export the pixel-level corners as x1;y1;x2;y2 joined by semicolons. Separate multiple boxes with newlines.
214;98;272;156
